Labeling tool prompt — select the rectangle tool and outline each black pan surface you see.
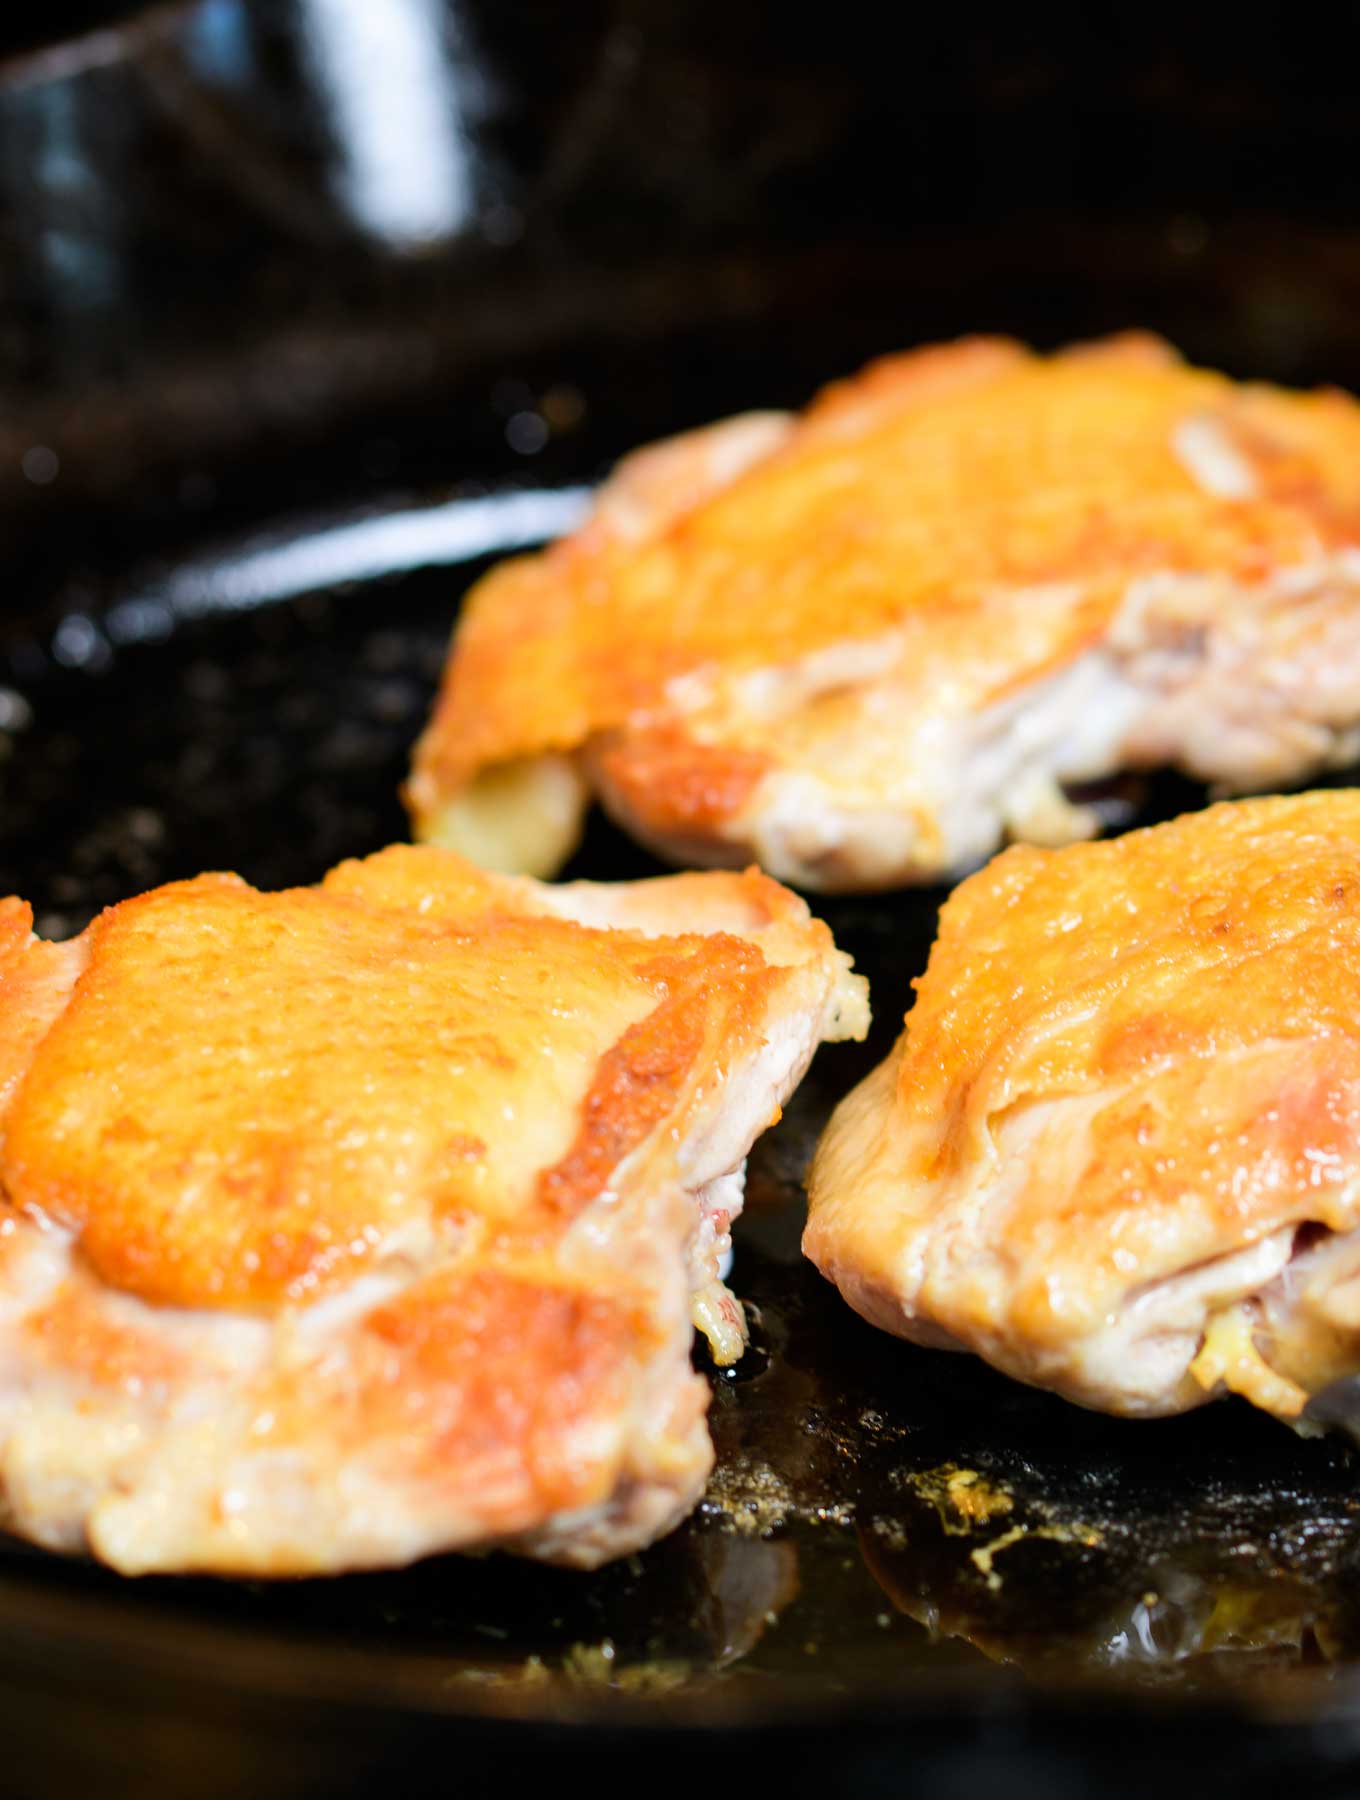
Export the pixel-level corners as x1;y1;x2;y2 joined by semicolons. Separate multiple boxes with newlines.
8;477;1360;1795
12;2;1360;1790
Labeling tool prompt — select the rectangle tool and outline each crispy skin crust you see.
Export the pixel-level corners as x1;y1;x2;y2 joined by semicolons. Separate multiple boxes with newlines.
537;943;767;1220
805;792;1360;1410
409;335;1360;856
589;726;769;845
892;790;1360;1188
0;846;864;1573
353;1267;645;1522
0;900;87;1118
3;860;774;1310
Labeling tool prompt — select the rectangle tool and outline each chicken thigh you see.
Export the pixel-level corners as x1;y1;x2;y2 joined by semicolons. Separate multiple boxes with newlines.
806;791;1360;1427
0;848;865;1574
409;335;1360;890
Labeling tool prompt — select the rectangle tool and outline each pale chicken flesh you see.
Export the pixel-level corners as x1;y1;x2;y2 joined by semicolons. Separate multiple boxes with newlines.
408;334;1360;891
0;849;866;1574
805;792;1360;1427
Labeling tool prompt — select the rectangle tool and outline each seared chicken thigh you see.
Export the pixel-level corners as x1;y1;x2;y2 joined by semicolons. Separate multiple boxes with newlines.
806;792;1360;1426
0;849;865;1574
409;335;1360;891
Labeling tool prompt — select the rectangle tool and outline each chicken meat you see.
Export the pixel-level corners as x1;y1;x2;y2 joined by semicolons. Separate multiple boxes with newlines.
0;847;866;1574
408;334;1360;890
805;791;1360;1427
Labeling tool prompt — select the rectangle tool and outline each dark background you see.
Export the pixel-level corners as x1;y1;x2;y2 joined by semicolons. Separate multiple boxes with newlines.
5;2;1360;625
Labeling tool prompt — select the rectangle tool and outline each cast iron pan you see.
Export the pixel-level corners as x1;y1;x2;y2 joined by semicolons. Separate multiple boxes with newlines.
8;3;1360;1792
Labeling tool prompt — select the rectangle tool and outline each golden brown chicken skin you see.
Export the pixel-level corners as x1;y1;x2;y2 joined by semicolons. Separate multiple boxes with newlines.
0;848;866;1575
805;791;1360;1426
409;335;1360;890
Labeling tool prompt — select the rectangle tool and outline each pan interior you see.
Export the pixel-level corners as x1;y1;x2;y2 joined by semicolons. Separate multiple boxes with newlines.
4;478;1360;1728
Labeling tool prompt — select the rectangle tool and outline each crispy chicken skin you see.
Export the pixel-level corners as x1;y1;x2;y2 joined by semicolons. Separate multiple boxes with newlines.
408;334;1360;890
805;792;1360;1426
0;849;865;1574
